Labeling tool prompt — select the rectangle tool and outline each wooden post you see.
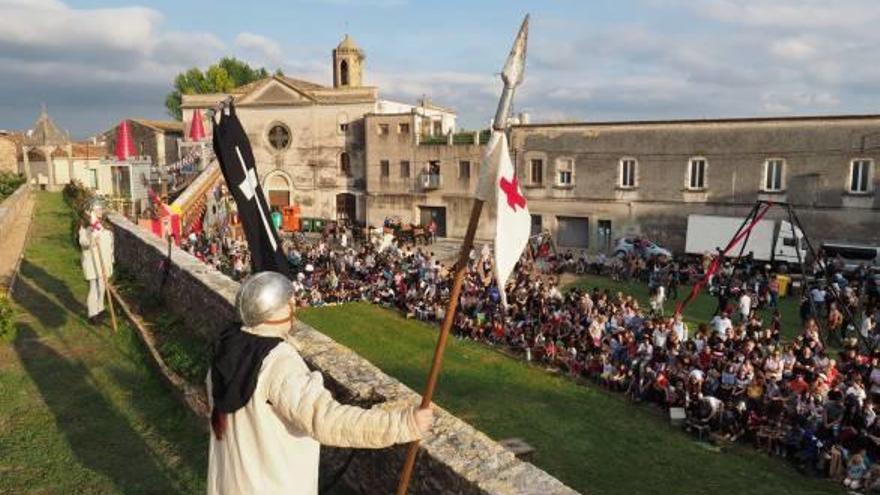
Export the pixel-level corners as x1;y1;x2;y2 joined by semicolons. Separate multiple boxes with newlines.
395;15;529;494
92;236;118;333
395;200;484;495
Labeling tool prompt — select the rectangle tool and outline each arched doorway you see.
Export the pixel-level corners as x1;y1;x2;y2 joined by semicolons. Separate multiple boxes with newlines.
264;172;291;209
336;193;356;225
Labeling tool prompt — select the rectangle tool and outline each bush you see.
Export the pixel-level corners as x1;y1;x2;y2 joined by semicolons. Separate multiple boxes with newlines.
62;180;93;214
0;295;15;341
0;172;25;201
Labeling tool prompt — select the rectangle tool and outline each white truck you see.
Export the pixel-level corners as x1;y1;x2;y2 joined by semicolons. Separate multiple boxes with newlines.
685;214;806;265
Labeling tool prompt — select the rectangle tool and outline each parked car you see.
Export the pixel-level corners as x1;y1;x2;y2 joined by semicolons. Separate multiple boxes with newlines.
613;237;672;259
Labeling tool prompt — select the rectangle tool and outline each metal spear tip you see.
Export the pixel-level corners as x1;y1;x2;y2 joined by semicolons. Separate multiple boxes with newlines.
501;14;529;88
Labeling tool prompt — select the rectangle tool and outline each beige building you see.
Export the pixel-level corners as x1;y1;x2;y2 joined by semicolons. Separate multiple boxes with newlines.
21;108;72;190
510;115;880;252
364;112;489;238
181;35;456;224
362;114;880;252
0;132;22;174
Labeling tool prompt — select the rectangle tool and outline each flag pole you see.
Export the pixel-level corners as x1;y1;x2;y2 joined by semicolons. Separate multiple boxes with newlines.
395;15;529;495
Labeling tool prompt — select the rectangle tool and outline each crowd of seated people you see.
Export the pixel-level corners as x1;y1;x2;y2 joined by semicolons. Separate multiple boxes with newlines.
187;224;880;490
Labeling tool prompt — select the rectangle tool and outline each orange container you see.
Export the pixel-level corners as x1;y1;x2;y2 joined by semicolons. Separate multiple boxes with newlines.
282;205;301;232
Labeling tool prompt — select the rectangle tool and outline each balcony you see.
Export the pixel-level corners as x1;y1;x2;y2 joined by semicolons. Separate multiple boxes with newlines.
420;173;442;190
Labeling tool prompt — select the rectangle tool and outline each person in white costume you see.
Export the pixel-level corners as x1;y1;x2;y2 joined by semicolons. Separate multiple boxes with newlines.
77;198;114;325
207;271;433;495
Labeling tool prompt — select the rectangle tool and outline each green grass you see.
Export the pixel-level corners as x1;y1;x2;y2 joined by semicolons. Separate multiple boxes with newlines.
565;274;803;341
0;192;207;494
299;302;841;495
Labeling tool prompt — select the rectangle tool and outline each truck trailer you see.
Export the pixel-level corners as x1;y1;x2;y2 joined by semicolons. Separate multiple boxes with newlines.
685;214;806;265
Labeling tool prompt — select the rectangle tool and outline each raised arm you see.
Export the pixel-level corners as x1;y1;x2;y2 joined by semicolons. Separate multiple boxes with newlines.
266;358;424;449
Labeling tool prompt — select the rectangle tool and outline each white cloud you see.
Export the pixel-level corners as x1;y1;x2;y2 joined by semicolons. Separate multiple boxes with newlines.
235;32;284;66
697;0;880;30
770;38;816;61
0;0;227;135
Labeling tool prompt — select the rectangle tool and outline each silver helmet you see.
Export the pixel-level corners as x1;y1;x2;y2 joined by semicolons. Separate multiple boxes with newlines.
235;271;294;327
87;197;106;216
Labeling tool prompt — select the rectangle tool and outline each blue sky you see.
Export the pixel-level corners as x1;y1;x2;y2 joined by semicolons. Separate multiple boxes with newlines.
3;0;880;137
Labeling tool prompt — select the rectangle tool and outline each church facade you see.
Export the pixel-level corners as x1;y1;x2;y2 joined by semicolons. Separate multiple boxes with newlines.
181;35;456;224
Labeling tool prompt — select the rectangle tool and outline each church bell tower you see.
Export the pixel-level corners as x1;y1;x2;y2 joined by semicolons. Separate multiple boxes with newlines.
333;34;365;88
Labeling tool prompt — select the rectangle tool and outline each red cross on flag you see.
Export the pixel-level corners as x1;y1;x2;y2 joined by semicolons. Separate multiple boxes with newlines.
479;130;530;306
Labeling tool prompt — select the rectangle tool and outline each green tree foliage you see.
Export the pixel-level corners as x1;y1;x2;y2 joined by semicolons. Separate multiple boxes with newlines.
0;172;25;201
164;57;282;119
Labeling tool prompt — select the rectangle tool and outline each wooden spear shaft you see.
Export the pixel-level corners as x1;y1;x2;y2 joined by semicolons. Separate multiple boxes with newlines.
92;235;118;333
395;198;484;495
395;15;528;494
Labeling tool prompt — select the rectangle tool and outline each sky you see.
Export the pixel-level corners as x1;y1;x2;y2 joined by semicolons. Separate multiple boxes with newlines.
3;0;880;138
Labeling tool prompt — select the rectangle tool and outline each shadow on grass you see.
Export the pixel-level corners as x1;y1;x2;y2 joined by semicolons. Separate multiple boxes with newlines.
12;275;68;329
105;362;208;480
13;323;179;494
18;257;87;319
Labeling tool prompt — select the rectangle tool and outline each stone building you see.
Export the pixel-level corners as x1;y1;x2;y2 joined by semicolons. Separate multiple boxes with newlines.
21;108;72;190
180;35;456;224
363;112;489;238
53;141;109;192
103;119;183;168
509;115;880;252
0;132;22;174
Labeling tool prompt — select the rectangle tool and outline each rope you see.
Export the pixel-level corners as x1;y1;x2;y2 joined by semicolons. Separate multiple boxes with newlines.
675;202;773;315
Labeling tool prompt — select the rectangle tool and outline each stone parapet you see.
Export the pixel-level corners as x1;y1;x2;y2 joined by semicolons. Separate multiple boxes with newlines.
0;184;30;239
107;212;580;495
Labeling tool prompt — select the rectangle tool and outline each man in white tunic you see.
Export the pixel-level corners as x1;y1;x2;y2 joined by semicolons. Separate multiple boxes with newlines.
78;198;114;325
207;271;433;494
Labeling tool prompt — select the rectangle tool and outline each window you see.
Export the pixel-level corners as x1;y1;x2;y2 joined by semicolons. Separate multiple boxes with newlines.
530;214;543;236
340;60;349;86
87;169;98;189
687;157;707;190
432;121;442;136
339;123;349;133
268;123;291;151
398;123;410;134
764;159;785;192
458;161;471;181
340;152;351;177
850;159;873;193
598;219;613;252
529;158;544;185
378;124;390;136
619;158;637;188
111;165;131;198
428;160;440;175
400;160;410;178
380;160;390;178
557;158;574;186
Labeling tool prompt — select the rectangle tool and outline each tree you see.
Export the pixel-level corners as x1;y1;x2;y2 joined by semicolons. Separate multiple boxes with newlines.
164;57;282;119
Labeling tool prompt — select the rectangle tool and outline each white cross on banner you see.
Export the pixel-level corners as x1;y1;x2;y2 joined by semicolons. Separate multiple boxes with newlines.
235;146;277;251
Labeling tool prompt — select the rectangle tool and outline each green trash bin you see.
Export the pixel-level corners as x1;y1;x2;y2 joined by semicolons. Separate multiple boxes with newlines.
314;219;325;232
301;218;314;233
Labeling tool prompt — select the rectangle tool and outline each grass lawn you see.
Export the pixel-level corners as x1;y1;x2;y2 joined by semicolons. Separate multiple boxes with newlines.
299;302;841;495
0;192;207;494
564;273;804;341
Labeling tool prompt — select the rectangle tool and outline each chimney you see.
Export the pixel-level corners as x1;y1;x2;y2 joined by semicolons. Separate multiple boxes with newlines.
115;120;136;161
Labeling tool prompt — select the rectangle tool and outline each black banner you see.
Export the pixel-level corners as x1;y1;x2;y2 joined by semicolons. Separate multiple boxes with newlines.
212;103;290;277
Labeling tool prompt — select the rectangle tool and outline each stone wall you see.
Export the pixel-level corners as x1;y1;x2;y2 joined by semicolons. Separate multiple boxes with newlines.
107;212;579;495
0;184;30;240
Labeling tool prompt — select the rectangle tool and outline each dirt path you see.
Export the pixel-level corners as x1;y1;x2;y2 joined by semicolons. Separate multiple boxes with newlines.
0;192;34;292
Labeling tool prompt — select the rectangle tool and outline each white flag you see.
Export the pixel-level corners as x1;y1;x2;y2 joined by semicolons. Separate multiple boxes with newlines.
478;131;530;307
